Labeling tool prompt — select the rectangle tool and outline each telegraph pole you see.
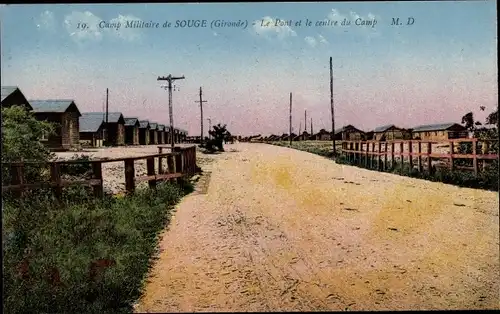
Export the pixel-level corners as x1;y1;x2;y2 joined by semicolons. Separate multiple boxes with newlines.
105;88;109;146
289;92;292;146
195;87;207;146
311;117;313;135
304;110;307;135
157;74;185;150
330;57;336;157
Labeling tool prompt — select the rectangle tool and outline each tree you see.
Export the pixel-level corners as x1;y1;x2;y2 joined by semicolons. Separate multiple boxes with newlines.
201;123;230;153
1;105;56;185
461;112;475;131
486;109;498;126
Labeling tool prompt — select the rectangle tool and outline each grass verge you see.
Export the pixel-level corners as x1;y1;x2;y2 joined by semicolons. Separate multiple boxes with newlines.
2;179;194;314
268;141;498;192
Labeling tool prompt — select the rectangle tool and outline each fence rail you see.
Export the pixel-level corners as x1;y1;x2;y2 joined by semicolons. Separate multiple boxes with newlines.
340;138;498;175
2;146;197;199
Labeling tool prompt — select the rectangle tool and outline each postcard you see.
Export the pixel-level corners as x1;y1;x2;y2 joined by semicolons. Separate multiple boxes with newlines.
1;2;498;313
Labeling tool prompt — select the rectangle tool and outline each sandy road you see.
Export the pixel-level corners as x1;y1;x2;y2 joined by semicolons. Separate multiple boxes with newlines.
135;142;499;312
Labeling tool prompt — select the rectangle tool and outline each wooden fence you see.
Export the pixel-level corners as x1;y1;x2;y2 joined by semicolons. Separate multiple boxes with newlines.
341;138;498;175
2;146;197;200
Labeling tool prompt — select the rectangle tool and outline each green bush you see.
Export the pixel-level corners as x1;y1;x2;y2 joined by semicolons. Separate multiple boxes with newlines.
2;181;193;314
293;144;497;191
1;105;55;184
2;105;196;313
58;154;93;178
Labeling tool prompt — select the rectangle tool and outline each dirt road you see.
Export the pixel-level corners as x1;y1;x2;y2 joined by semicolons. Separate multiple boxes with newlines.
135;143;499;312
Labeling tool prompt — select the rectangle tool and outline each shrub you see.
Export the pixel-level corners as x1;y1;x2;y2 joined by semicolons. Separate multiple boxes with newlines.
2;105;196;313
58;154;93;179
1;105;55;184
2;181;193;314
287;142;497;191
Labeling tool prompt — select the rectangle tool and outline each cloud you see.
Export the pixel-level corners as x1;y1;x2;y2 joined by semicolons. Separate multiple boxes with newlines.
108;14;142;42
252;16;297;40
36;10;55;31
318;34;328;44
63;11;143;44
328;9;347;22
305;34;328;47
64;11;104;43
305;36;317;47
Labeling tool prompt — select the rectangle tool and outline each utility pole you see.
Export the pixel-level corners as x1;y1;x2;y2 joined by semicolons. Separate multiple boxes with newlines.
289;92;292;146
158;74;185;150
105;88;109;146
299;121;302;135
207;118;212;139
330;57;336;157
311;117;313;135
195;87;207;146
304;110;307;134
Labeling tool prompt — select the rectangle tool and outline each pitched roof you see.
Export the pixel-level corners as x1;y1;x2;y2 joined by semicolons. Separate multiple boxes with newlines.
83;112;124;124
333;125;362;134
373;124;396;133
124;117;139;126
29;99;79;113
1;86;19;102
158;124;165;131
412;123;464;132
139;120;150;128
1;86;33;110
79;113;105;133
149;122;158;130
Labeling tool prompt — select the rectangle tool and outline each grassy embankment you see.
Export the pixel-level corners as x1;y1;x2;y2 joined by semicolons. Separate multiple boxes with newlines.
268;140;498;191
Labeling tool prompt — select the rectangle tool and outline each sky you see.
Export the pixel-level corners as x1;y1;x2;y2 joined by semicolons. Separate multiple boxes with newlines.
1;2;497;136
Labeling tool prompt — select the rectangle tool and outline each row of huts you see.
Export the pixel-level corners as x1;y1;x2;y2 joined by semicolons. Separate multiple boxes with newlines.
262;122;477;142
1;86;188;151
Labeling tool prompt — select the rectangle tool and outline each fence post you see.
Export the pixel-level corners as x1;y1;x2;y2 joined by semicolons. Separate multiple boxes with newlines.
189;147;194;175
147;157;156;189
371;142;375;169
384;142;388;171
408;140;413;171
173;147;183;184
158;147;164;174
50;163;63;201
472;138;478;176
482;140;489;171
91;161;103;198
399;142;404;173
417;141;422;173
365;142;369;167
449;141;454;172
167;154;175;174
391;142;395;170
377;142;382;170
124;159;135;194
427;142;433;174
173;147;183;174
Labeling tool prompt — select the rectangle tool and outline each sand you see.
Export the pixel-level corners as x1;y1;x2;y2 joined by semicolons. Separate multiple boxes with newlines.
55;144;200;195
131;142;499;312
